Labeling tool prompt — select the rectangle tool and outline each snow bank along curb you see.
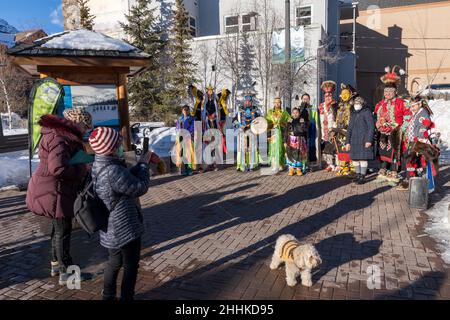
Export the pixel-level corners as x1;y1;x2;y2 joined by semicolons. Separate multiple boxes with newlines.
0;151;39;191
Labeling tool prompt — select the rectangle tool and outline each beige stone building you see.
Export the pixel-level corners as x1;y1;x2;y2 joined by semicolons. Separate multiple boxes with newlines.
341;0;450;104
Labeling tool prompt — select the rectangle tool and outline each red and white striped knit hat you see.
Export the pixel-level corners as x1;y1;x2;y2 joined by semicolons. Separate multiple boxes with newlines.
89;127;122;156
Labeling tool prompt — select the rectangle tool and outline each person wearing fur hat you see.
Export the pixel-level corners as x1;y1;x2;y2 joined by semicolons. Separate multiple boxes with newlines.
397;97;439;191
374;66;411;184
345;97;375;184
89;127;158;300
26;107;93;286
319;81;338;172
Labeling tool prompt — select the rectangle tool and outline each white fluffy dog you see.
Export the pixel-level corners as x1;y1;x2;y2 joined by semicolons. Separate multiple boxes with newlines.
270;234;322;287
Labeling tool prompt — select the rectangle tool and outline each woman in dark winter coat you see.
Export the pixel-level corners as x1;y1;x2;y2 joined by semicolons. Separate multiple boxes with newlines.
89;127;154;301
26;108;93;285
345;97;375;184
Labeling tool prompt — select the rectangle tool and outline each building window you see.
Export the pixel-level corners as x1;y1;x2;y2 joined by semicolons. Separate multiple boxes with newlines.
189;17;197;37
296;6;312;26
242;13;257;32
225;15;239;34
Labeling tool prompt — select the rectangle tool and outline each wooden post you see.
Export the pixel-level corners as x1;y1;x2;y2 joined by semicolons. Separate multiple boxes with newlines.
118;73;132;151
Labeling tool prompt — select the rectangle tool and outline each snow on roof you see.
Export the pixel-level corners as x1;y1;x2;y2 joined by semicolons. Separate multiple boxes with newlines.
41;29;137;52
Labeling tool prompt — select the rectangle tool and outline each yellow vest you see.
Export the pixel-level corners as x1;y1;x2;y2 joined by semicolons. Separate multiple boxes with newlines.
280;240;301;263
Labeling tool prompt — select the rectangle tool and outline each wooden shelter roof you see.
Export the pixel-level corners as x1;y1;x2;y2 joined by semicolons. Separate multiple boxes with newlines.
7;30;150;76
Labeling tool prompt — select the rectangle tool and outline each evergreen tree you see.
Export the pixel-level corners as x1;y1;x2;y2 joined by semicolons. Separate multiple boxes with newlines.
120;0;167;121
163;0;197;113
238;31;257;94
77;0;95;30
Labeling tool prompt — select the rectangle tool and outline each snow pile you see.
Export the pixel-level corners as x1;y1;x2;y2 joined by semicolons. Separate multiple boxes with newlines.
42;30;138;52
425;195;450;264
144;127;177;158
1;112;27;136
0;151;39;190
425;99;450;264
429;100;450;163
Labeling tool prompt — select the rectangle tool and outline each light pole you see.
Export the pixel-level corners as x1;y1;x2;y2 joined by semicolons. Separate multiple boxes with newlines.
285;0;292;113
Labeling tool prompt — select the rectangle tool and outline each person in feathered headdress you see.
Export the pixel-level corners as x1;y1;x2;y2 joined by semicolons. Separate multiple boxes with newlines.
233;92;263;172
374;66;411;184
396;96;440;191
187;83;231;172
334;83;358;177
319;81;339;172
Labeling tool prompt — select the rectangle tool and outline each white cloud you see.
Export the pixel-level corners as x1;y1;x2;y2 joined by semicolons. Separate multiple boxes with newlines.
50;5;63;26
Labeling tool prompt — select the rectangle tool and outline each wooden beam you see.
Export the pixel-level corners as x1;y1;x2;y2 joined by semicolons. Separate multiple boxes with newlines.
37;66;130;74
11;56;150;68
36;66;131;85
117;73;132;151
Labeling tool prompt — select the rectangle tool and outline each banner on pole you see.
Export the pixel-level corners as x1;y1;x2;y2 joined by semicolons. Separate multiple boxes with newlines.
29;78;64;155
272;26;305;64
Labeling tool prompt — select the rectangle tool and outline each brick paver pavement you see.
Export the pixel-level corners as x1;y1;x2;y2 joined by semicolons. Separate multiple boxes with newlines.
1;166;450;300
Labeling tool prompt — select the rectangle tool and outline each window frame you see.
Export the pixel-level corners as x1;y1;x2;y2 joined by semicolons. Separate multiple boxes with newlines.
189;16;197;37
295;5;313;27
241;13;258;32
224;14;240;34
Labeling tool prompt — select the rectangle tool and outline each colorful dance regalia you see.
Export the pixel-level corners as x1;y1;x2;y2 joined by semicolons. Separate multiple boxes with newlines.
404;104;439;186
306;103;320;163
202;86;230;156
188;85;204;121
233;95;261;172
266;106;290;172
176;113;196;175
334;84;357;176
375;97;410;167
319;81;338;171
285;110;309;173
375;66;411;178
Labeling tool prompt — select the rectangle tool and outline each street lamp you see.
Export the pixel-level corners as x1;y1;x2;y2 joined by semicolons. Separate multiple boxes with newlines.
285;0;292;113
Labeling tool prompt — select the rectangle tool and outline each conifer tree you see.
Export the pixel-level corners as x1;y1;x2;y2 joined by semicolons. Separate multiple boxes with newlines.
238;31;257;94
120;0;167;121
78;0;95;30
163;0;197;111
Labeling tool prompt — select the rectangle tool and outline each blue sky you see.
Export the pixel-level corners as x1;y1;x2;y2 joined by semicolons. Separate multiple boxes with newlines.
0;0;64;34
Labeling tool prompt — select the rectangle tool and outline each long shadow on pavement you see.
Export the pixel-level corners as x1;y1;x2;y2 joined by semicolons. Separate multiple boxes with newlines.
138;186;388;299
375;271;447;299
142;175;351;259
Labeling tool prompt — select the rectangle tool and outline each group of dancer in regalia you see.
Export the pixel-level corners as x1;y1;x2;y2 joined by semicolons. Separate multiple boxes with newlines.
174;66;440;191
318;66;440;189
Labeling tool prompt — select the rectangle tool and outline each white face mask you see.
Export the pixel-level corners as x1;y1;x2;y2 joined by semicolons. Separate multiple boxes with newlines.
354;104;363;111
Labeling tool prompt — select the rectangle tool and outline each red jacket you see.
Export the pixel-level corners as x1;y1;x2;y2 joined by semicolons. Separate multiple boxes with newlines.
26;115;88;219
374;98;411;132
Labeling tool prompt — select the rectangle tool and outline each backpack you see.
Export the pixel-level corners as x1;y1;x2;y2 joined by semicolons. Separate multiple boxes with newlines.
74;166;113;237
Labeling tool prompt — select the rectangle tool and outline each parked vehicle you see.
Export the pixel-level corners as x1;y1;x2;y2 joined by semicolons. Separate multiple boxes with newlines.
419;84;450;100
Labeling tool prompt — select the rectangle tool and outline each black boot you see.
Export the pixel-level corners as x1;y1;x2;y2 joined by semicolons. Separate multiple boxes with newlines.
357;174;366;185
353;173;361;183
